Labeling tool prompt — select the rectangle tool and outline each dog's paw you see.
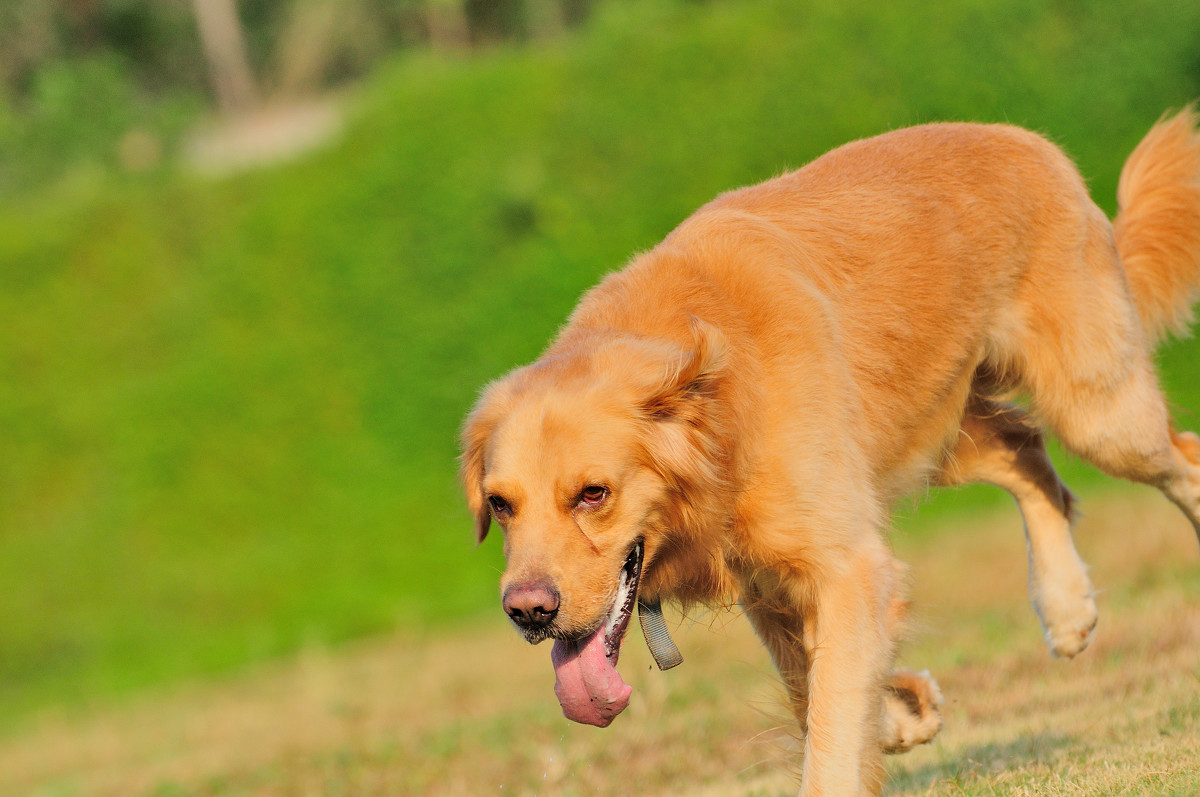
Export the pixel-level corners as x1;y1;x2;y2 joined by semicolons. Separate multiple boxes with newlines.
1033;575;1098;659
880;669;943;754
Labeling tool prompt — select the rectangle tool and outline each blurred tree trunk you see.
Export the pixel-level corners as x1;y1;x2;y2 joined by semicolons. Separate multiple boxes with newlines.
526;0;564;39
427;0;469;51
192;0;259;113
464;0;527;46
560;0;593;27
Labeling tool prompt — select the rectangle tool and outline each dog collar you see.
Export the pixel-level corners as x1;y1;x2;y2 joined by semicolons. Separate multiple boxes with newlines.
638;597;684;670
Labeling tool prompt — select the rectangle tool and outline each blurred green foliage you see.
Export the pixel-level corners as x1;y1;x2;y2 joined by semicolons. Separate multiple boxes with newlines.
0;0;591;194
1;0;1199;731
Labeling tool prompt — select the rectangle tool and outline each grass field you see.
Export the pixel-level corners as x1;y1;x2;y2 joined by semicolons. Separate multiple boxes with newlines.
4;488;1197;796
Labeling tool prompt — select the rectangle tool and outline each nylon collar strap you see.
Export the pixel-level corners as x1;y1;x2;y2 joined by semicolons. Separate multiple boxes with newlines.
637;598;683;670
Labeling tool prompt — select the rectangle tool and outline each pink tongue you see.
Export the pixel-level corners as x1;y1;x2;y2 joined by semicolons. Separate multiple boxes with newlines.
551;626;632;727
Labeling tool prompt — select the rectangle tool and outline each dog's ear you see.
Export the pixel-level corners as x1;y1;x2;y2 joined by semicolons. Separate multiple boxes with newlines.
643;317;729;419
459;388;501;544
637;318;731;528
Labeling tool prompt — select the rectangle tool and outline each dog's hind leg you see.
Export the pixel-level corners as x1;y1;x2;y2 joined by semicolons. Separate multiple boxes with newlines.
1011;209;1200;546
1044;365;1200;544
988;195;1200;544
1038;360;1200;544
937;394;1098;658
1167;430;1200;539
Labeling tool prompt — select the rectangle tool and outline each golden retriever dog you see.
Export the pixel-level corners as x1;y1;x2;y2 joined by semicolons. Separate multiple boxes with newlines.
460;109;1200;795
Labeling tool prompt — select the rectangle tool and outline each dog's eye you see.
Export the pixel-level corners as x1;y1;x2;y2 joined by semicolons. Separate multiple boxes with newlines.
488;495;512;516
579;486;608;506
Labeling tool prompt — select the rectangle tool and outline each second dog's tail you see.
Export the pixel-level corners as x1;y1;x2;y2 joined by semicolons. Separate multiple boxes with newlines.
1113;106;1200;345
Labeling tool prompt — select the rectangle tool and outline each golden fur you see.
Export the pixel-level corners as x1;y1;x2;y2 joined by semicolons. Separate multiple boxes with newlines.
460;109;1200;796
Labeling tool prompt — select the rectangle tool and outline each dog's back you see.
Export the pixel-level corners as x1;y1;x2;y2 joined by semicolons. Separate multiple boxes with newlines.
564;115;1200;499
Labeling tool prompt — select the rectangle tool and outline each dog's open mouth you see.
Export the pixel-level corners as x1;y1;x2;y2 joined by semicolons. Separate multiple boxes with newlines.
550;540;643;727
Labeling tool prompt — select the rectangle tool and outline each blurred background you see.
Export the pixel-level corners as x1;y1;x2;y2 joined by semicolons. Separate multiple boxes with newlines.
2;0;1200;793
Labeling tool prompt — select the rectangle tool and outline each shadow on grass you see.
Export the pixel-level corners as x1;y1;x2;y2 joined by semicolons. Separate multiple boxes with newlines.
887;732;1075;793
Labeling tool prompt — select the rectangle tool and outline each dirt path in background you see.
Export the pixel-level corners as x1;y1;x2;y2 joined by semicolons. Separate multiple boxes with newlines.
183;99;344;177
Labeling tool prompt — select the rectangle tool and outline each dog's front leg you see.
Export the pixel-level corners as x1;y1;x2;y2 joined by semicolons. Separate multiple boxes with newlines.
743;536;895;795
796;538;894;797
741;575;810;736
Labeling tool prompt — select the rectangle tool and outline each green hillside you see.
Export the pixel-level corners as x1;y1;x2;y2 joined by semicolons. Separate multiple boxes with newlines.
2;0;1199;730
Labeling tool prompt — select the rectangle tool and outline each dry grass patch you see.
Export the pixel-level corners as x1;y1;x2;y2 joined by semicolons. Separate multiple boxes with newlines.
2;488;1197;796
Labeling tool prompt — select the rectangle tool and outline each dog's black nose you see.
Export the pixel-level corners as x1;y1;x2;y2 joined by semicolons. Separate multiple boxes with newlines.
503;581;560;629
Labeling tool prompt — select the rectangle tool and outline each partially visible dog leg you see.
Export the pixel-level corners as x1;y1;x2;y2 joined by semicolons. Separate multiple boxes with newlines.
880;668;943;754
744;539;896;795
796;537;898;796
1043;366;1200;543
746;569;943;759
747;535;897;796
1017;320;1200;544
877;577;942;753
1043;357;1200;544
1034;358;1200;545
1012;206;1200;546
1166;428;1200;543
741;576;810;738
937;394;1098;658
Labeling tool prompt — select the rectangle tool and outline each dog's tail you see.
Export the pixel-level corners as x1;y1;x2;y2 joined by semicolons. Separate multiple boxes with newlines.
1113;105;1200;345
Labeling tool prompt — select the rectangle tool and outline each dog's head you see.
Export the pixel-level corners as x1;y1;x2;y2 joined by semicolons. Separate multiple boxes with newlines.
459;318;728;726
